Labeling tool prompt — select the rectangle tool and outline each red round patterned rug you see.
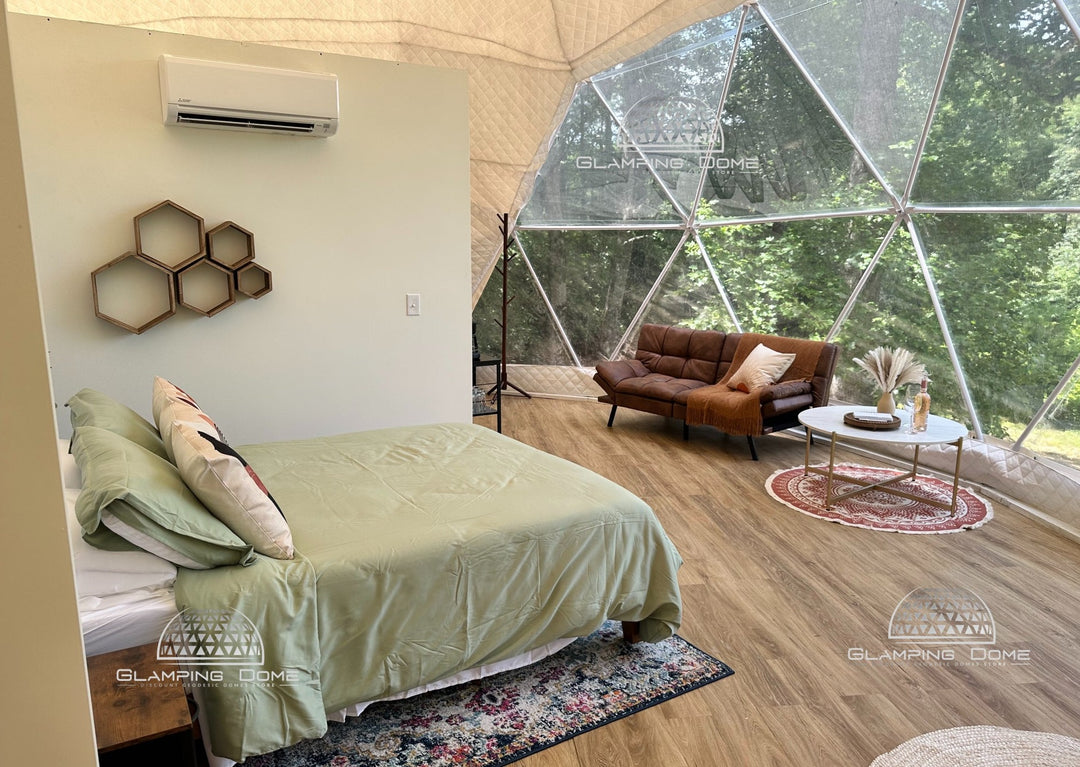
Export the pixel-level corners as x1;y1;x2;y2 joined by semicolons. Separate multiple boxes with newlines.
766;464;993;533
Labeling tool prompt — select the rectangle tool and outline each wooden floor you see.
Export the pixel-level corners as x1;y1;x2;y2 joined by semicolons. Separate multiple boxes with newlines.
484;396;1080;767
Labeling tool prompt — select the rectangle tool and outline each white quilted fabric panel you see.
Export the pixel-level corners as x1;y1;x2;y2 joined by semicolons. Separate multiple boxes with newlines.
472;364;603;397
9;0;731;300
886;440;1080;533
504;364;606;398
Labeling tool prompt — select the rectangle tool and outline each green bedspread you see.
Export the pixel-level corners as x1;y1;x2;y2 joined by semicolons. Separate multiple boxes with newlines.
175;423;682;761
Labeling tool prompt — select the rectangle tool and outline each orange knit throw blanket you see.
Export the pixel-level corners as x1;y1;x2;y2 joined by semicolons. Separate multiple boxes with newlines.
686;334;823;435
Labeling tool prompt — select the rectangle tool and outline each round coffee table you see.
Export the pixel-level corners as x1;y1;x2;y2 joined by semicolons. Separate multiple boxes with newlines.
798;405;969;512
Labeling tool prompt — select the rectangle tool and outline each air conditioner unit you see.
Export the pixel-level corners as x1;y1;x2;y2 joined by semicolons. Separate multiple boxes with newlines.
159;55;339;138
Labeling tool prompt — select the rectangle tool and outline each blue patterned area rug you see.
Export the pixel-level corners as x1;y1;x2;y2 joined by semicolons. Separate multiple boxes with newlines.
243;622;733;766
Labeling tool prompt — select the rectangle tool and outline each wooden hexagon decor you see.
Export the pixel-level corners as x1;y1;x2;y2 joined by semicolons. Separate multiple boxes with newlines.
91;252;176;334
91;202;272;332
134;200;206;271
207;221;255;270
177;257;236;316
235;262;273;298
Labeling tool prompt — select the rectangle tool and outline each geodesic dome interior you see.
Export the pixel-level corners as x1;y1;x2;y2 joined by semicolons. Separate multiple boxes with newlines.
8;0;1080;484
475;0;1080;474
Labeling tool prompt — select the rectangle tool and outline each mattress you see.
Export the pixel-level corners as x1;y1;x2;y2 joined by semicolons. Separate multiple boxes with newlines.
79;588;178;657
57;442;182;658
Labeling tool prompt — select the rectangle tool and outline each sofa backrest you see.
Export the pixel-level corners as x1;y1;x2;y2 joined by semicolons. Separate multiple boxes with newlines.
635;324;726;384
721;332;839;407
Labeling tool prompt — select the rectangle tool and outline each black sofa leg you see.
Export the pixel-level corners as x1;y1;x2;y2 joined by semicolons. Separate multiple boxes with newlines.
683;422;689;440
747;435;759;461
607;404;618;428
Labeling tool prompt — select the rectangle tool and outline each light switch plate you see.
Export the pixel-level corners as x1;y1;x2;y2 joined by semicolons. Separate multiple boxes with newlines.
406;293;421;316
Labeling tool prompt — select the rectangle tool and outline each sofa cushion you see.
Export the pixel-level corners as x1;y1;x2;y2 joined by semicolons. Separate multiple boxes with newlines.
635;324;725;384
615;373;712;402
594;358;651;394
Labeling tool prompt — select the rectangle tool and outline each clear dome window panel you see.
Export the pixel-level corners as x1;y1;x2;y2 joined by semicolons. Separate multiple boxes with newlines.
472;248;574;367
913;0;1080;204
590;17;738;213
518;229;685;366
759;0;960;195
696;7;894;223
517;84;683;226
918;213;1080;442
593;13;743;86
621;241;739;353
830;229;968;424
1023;370;1080;469
697;216;893;340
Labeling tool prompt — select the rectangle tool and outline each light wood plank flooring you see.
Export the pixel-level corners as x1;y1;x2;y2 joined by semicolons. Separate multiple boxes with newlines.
483;396;1080;767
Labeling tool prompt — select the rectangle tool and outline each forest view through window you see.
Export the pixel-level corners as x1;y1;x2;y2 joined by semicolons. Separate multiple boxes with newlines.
475;0;1080;469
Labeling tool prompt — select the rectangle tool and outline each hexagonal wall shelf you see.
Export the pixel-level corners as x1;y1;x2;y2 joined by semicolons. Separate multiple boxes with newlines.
235;262;273;298
207;221;255;269
134;200;206;271
91;252;176;334
178;257;236;316
91;202;273;332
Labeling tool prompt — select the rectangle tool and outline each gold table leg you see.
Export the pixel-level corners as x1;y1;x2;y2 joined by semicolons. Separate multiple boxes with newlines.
800;433;965;512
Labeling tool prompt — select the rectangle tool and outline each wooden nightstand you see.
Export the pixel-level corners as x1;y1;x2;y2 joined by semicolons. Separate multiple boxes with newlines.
86;643;197;767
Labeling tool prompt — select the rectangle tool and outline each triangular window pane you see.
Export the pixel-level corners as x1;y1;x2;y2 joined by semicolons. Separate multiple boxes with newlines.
518;229;684;364
830;229;968;426
473;245;574;366
916;213;1080;440
591;13;740;212
518;85;683;226
760;0;960;195
697;9;893;223
1023;368;1080;469
622;240;738;353
698;216;892;339
913;0;1080;203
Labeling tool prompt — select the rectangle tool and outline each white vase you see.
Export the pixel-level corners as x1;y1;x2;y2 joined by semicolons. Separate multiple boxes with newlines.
876;390;896;414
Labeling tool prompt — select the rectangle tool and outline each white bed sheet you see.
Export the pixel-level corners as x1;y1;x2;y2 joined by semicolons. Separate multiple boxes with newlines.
80;587;178;657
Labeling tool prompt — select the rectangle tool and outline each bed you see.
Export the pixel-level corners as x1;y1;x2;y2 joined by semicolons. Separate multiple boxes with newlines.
65;385;683;763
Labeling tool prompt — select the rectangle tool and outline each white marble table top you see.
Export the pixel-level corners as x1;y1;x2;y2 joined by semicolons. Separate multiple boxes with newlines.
798;405;968;446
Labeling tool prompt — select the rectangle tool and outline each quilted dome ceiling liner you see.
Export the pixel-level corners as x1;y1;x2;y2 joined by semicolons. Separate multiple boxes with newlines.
7;0;740;301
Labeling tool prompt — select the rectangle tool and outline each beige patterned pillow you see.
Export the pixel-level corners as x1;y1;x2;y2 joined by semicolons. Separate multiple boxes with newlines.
153;377;227;462
169;423;294;560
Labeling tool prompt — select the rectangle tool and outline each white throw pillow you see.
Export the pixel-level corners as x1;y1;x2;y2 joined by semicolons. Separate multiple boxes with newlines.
169;423;294;560
727;343;796;392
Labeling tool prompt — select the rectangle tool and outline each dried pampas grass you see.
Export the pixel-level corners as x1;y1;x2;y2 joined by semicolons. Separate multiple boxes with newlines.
853;347;928;393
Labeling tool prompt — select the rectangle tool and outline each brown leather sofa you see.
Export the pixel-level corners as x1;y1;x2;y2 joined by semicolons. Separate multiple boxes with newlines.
593;324;839;459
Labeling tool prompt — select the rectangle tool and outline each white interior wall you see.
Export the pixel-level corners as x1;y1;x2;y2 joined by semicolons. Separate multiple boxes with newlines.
0;4;97;764
9;14;471;444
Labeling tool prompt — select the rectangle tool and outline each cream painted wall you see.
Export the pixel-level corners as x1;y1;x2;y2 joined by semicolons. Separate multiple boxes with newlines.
9;14;471;444
0;4;98;765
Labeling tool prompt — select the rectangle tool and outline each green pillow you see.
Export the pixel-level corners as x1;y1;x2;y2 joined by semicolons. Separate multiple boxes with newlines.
68;388;169;460
72;425;256;569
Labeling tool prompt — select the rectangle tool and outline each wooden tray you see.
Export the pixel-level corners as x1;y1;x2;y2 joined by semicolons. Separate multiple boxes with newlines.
843;411;901;430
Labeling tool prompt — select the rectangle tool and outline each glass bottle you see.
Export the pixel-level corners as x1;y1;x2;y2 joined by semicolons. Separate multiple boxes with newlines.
912;377;930;432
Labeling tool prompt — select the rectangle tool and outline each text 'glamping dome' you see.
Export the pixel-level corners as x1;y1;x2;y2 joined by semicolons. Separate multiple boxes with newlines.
476;0;1080;472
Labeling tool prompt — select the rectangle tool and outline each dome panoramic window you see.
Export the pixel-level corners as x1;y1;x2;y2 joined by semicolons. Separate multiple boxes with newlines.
476;0;1080;470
